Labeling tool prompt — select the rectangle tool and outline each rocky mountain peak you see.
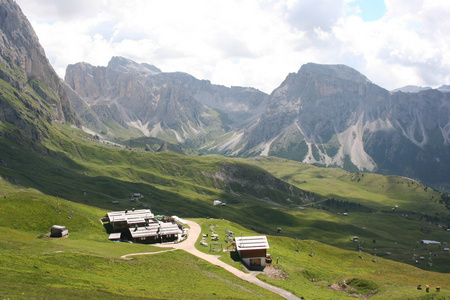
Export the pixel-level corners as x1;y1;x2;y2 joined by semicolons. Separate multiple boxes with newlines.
392;85;432;93
107;56;161;75
438;85;450;93
298;63;371;84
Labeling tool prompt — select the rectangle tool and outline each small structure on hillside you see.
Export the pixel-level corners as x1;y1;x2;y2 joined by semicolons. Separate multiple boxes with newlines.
130;193;143;202
235;236;270;268
50;225;69;237
421;240;440;245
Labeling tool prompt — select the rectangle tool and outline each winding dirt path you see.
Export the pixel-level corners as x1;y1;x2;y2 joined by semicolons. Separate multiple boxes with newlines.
125;220;300;300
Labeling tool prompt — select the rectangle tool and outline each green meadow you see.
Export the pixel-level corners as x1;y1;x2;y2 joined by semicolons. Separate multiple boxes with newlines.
0;121;449;299
194;218;450;299
0;184;448;299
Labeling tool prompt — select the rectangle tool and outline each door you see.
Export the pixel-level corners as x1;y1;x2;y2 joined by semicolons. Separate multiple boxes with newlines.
250;258;261;266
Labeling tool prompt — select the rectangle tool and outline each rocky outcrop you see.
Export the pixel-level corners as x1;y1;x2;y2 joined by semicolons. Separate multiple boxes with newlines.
0;0;77;138
230;63;450;190
65;57;268;140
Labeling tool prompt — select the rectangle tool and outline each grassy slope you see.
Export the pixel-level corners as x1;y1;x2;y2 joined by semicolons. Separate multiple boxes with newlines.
0;182;448;299
244;157;450;273
194;218;450;299
0;184;280;299
1;123;449;274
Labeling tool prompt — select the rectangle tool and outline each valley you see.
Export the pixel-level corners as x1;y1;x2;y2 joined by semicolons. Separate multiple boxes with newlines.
0;0;449;298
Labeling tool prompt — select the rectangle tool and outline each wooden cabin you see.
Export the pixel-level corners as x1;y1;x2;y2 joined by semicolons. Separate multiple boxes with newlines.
235;236;269;268
159;222;183;242
107;209;155;230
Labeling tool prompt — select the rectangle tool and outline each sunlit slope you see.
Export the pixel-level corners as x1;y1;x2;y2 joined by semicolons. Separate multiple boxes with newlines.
1;187;448;300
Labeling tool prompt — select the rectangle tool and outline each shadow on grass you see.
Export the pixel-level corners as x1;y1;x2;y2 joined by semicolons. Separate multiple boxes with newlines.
103;223;113;234
230;250;241;262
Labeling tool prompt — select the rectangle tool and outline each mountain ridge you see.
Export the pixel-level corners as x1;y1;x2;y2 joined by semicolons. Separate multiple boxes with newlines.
64;56;450;191
1;0;449;192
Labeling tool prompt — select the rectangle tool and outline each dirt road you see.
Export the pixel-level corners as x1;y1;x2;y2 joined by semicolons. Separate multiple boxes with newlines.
153;220;301;300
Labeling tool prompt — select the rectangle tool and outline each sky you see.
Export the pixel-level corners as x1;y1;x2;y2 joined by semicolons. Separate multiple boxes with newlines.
15;0;450;94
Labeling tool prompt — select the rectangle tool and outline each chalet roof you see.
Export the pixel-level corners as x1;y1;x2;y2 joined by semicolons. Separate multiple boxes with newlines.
51;225;66;230
235;236;269;251
108;232;121;240
130;226;159;238
129;222;181;238
159;222;182;235
107;209;154;223
126;217;147;225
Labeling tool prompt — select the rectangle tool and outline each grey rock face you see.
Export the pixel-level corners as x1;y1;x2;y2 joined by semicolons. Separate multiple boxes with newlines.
65;56;268;140
233;63;450;190
0;0;77;138
65;58;450;190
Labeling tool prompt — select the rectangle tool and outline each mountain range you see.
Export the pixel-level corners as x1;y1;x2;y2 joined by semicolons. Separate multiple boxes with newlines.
65;58;450;192
2;2;450;297
1;0;449;192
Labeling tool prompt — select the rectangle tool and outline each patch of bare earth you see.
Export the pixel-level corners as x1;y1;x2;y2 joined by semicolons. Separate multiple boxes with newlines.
263;265;288;280
328;282;377;299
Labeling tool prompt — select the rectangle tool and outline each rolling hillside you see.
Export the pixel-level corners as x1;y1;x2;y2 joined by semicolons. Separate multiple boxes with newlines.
0;181;449;299
1;1;450;298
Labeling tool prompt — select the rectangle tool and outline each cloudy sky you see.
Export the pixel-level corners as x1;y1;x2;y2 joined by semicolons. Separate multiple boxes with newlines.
15;0;450;93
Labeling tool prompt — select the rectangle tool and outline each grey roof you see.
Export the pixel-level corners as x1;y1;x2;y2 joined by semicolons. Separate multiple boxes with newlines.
51;225;66;230
130;226;159;238
159;222;182;235
235;236;269;251
107;209;154;223
108;232;121;240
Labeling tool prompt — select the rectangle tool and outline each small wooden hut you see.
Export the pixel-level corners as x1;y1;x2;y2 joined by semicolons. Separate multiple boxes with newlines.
50;225;69;237
235;236;269;268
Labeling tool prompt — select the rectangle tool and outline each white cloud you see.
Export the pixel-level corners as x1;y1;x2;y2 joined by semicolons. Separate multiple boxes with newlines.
15;0;450;93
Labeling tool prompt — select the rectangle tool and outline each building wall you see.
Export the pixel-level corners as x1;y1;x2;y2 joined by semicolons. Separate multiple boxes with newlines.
239;249;266;258
242;257;266;267
238;249;267;267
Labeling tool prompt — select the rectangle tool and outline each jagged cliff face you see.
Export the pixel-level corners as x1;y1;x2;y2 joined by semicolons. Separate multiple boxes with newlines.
0;0;77;140
227;63;450;190
65;56;268;141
